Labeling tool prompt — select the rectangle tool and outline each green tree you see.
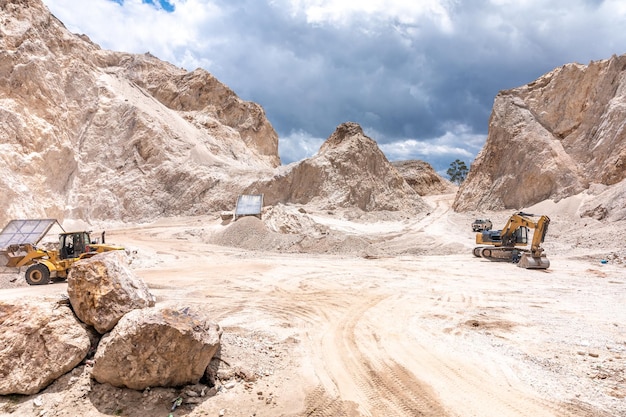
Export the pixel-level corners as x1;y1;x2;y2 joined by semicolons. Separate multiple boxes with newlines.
447;159;468;185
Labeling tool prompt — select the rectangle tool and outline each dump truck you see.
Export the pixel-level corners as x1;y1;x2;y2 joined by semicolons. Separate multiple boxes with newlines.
473;212;550;269
0;219;124;285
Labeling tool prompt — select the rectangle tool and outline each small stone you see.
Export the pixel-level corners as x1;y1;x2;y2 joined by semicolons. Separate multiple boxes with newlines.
185;397;203;404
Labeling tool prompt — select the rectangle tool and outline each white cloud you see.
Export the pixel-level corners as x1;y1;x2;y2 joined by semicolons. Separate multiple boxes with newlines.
278;129;326;164
606;0;626;15
43;0;221;67
283;0;455;32
378;124;485;162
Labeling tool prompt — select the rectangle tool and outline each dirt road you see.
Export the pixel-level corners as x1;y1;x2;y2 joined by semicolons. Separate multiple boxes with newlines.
1;194;624;416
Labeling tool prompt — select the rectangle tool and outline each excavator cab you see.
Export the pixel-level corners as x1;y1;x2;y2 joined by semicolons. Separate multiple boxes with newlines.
477;226;528;246
512;226;528;244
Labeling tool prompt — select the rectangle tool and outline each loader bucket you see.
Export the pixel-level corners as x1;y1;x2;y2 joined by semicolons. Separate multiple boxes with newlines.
517;253;550;269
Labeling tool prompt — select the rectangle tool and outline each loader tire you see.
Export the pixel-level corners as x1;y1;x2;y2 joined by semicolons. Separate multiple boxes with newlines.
25;263;51;285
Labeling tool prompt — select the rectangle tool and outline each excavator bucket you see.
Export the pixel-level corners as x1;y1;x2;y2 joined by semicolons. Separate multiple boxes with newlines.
517;253;550;269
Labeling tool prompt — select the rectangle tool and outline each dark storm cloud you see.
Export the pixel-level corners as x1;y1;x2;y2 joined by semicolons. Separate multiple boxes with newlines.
205;1;452;151
42;0;626;173
204;0;624;168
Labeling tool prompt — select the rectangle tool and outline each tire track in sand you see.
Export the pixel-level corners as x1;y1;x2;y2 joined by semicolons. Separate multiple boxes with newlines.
314;294;450;417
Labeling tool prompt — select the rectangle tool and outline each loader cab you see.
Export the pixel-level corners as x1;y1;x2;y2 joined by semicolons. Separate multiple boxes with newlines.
59;231;92;260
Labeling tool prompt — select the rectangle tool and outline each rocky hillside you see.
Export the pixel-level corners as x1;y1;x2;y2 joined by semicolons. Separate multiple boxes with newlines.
0;0;279;225
391;160;456;196
0;0;437;230
453;54;626;218
247;122;428;213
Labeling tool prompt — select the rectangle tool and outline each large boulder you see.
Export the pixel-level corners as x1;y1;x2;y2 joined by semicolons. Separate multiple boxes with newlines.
579;179;626;221
454;54;626;212
67;251;156;334
91;303;222;390
0;297;92;395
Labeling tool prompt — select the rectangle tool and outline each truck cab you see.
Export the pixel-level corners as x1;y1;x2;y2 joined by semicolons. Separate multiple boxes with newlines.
472;219;493;232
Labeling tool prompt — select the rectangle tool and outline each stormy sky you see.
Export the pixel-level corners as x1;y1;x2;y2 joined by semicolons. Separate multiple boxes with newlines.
41;0;626;174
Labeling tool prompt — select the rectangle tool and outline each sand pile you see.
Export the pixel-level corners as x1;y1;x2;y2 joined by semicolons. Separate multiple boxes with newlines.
209;211;372;255
209;217;297;252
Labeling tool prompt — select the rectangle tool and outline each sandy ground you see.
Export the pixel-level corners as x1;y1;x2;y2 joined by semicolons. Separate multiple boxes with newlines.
0;193;625;417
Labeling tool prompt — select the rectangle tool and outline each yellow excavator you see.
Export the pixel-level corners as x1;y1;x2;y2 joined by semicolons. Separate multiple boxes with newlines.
0;219;124;285
473;212;550;269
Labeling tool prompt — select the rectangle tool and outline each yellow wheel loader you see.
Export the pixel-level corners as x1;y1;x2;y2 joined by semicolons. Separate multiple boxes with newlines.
473;212;550;269
0;219;124;285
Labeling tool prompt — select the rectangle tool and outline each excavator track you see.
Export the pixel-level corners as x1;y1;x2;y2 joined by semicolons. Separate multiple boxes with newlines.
476;246;521;262
474;246;550;269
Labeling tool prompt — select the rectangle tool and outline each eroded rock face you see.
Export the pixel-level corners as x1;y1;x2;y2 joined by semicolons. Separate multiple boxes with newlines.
0;297;91;395
454;55;626;212
248;122;428;213
120;61;279;164
0;0;279;226
67;251;156;334
579;179;626;221
91;303;222;390
391;160;456;196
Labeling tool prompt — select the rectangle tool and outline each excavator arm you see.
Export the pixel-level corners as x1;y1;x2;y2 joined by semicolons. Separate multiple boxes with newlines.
528;214;550;257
